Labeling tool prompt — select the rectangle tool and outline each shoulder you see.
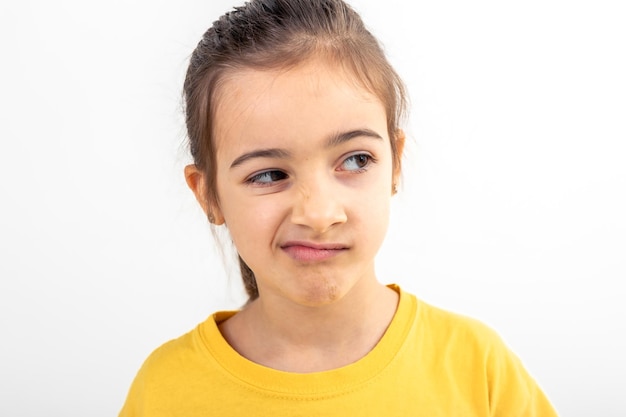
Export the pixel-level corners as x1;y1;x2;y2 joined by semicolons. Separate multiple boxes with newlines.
415;300;522;368
403;292;558;416
139;330;197;378
142;310;237;368
119;313;229;416
410;295;505;352
135;311;237;382
121;326;200;399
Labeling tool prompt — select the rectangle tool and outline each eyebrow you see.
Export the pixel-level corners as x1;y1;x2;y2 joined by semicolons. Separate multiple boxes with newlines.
325;128;383;148
229;128;383;169
230;148;292;169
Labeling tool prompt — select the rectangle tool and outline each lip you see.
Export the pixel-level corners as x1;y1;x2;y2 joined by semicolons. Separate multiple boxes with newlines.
280;241;348;262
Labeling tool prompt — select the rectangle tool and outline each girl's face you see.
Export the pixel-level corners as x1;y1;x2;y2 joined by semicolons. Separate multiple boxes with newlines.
191;60;401;307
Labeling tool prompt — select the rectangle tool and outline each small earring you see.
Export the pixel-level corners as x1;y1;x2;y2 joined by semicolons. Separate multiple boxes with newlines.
392;183;398;194
208;213;215;224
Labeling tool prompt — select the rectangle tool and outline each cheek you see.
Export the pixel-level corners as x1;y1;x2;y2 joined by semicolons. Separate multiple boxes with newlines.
346;177;392;228
364;172;393;229
222;196;282;247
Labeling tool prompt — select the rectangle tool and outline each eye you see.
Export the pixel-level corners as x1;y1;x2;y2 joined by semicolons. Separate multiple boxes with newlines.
339;153;375;172
246;170;288;185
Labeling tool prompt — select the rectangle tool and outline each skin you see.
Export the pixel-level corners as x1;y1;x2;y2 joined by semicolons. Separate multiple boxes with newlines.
185;59;405;372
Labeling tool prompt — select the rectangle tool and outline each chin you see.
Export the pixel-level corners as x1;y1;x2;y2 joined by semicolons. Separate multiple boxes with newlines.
291;281;343;307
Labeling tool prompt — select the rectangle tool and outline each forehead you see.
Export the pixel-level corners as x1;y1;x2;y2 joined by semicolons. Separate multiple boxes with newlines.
211;61;388;158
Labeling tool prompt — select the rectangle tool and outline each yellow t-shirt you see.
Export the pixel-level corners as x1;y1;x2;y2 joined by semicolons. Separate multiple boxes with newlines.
119;285;557;416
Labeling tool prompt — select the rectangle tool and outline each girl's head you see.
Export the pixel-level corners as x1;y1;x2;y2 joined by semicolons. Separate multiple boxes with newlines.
184;0;407;302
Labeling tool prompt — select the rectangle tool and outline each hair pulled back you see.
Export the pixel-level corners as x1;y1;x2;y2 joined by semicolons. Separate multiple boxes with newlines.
184;0;407;301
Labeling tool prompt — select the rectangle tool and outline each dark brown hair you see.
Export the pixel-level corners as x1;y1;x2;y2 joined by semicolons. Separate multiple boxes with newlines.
184;0;407;301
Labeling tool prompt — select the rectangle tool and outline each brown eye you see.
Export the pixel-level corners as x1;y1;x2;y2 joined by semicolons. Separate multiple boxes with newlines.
340;154;373;172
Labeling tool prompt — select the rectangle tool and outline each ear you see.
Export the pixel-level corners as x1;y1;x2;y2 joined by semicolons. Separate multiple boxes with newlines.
392;129;406;189
184;164;225;225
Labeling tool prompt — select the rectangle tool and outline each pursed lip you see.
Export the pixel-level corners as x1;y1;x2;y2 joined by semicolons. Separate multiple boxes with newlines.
280;241;348;262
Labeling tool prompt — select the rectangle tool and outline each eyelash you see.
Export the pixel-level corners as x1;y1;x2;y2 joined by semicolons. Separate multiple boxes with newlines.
244;153;376;186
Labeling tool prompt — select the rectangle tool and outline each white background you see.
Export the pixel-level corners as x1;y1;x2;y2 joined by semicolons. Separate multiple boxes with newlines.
1;0;625;415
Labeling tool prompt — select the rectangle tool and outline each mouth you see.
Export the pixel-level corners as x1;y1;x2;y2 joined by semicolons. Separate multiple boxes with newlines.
280;241;348;262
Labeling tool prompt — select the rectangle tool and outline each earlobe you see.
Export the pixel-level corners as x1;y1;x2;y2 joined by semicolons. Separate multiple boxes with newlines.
184;164;225;225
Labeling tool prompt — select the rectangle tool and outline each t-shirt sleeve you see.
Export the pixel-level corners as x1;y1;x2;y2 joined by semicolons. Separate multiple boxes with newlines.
485;333;558;416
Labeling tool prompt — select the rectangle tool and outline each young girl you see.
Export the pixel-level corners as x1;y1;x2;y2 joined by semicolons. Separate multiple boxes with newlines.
120;0;557;415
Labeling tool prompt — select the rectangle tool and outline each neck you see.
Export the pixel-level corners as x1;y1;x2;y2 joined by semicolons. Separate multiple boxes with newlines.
219;280;398;373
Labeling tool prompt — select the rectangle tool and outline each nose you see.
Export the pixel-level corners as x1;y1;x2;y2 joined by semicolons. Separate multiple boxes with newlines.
290;179;347;233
